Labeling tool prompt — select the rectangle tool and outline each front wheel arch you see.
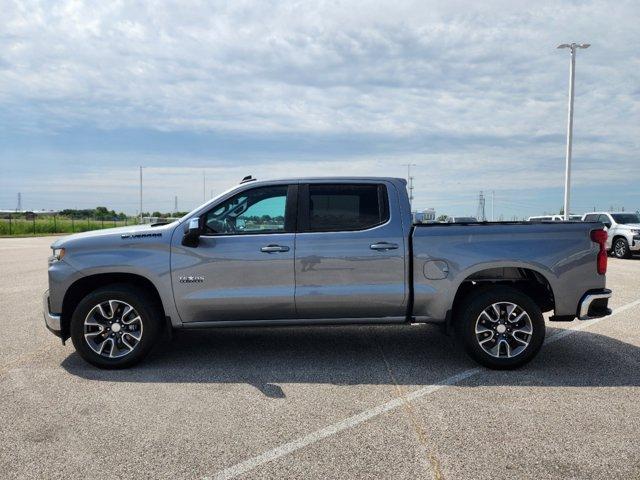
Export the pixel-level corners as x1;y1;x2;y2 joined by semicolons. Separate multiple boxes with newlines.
61;273;166;341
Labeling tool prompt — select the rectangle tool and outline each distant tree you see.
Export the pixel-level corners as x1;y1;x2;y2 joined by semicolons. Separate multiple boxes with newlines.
436;214;448;222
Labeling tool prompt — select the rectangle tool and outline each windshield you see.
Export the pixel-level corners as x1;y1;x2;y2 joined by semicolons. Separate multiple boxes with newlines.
611;213;640;224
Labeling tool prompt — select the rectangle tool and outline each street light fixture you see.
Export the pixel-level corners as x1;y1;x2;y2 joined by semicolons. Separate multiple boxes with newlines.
557;42;590;220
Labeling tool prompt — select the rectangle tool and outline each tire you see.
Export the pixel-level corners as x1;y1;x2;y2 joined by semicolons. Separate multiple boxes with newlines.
455;286;545;370
613;237;631;259
70;284;162;369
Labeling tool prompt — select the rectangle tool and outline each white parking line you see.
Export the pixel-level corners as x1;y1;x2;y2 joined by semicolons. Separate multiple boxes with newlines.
206;298;640;480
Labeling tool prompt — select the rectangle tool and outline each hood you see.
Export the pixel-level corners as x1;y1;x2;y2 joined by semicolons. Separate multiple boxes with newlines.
51;222;176;248
617;223;640;230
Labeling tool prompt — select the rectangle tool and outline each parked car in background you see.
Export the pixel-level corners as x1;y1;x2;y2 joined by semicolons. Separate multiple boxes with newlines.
447;216;478;223
528;215;582;222
582;212;640;258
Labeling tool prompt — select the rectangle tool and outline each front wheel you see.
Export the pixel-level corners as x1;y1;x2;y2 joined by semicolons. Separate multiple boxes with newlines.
70;284;162;369
456;287;545;369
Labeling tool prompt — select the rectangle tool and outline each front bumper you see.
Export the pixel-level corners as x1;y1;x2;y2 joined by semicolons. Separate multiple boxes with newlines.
630;236;640;251
43;289;63;337
578;289;612;320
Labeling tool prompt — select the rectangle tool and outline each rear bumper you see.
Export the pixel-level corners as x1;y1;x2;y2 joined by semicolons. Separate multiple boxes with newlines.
43;290;63;337
578;289;612;320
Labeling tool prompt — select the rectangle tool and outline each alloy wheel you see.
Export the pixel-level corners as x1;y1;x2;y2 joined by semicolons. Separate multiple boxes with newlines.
83;300;144;359
474;302;533;358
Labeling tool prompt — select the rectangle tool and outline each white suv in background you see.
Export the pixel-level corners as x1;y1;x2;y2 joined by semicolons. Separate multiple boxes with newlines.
582;212;640;259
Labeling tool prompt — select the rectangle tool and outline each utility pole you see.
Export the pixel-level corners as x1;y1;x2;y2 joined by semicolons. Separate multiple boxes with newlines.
402;163;417;209
203;170;206;203
174;195;178;214
139;166;143;224
491;190;495;221
476;191;486;222
16;192;22;212
557;42;590;220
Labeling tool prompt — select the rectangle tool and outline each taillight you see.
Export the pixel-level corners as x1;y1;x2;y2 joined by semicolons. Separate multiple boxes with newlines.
590;229;607;275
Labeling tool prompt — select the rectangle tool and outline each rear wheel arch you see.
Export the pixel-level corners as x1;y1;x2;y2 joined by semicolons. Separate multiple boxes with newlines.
450;266;555;316
61;273;166;340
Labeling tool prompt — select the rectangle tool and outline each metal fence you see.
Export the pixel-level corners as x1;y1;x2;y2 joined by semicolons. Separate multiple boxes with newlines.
0;215;137;236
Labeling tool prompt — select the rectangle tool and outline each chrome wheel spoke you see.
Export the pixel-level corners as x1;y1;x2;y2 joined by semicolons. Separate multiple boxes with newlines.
478;332;495;345
123;330;141;342
512;325;532;336
475;324;492;334
122;315;141;325
120;335;135;352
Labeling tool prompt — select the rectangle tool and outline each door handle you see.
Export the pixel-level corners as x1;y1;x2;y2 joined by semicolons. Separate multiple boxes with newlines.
260;244;290;253
370;242;399;251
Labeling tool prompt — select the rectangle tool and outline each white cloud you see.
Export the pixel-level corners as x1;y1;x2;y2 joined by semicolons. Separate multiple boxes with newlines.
0;0;639;216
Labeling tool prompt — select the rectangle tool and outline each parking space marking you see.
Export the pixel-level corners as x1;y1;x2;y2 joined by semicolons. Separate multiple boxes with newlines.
206;297;640;480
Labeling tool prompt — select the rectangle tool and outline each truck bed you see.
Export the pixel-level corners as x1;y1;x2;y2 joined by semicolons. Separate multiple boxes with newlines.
409;221;605;322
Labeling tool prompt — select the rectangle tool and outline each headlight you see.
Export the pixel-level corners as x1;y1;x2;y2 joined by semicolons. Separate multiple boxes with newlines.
50;247;66;262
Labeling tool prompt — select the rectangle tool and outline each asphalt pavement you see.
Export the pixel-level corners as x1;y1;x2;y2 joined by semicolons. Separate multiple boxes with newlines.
1;236;639;479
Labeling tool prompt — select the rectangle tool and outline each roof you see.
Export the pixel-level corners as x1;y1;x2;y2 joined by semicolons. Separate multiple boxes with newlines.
245;176;406;184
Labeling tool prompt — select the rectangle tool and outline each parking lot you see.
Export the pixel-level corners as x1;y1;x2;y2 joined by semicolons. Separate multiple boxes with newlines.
1;236;639;479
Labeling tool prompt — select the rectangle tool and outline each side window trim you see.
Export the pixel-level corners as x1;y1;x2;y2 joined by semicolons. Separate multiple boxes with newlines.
297;182;391;233
200;184;295;237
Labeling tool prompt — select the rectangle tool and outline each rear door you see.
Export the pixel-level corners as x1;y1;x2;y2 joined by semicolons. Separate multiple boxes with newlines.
294;181;407;320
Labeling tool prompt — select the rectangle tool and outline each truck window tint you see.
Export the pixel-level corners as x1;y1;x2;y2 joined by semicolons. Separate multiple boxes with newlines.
204;186;288;235
611;213;640;224
307;184;388;231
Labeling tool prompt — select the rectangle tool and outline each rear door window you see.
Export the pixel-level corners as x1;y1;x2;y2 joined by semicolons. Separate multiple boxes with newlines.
302;184;389;232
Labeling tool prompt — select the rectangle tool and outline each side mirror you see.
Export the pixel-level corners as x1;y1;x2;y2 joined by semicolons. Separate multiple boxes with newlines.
604;223;611;229
182;217;202;247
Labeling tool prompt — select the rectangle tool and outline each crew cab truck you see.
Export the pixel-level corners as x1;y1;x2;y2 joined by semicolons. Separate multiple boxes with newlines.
582;211;640;259
44;177;612;370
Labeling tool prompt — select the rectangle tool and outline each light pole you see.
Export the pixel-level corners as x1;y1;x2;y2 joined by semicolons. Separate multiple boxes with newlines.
139;166;143;224
557;42;590;220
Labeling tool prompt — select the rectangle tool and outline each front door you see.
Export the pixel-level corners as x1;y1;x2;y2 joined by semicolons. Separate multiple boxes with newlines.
171;184;297;323
294;182;407;319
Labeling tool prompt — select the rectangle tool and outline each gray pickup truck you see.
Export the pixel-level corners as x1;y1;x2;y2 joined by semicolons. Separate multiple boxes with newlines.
44;177;612;370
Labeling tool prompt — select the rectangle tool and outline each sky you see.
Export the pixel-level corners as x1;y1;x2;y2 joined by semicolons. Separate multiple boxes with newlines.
1;0;639;218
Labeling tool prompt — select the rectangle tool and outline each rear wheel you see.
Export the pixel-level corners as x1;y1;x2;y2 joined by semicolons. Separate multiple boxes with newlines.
456;286;545;369
613;237;631;259
70;284;162;369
